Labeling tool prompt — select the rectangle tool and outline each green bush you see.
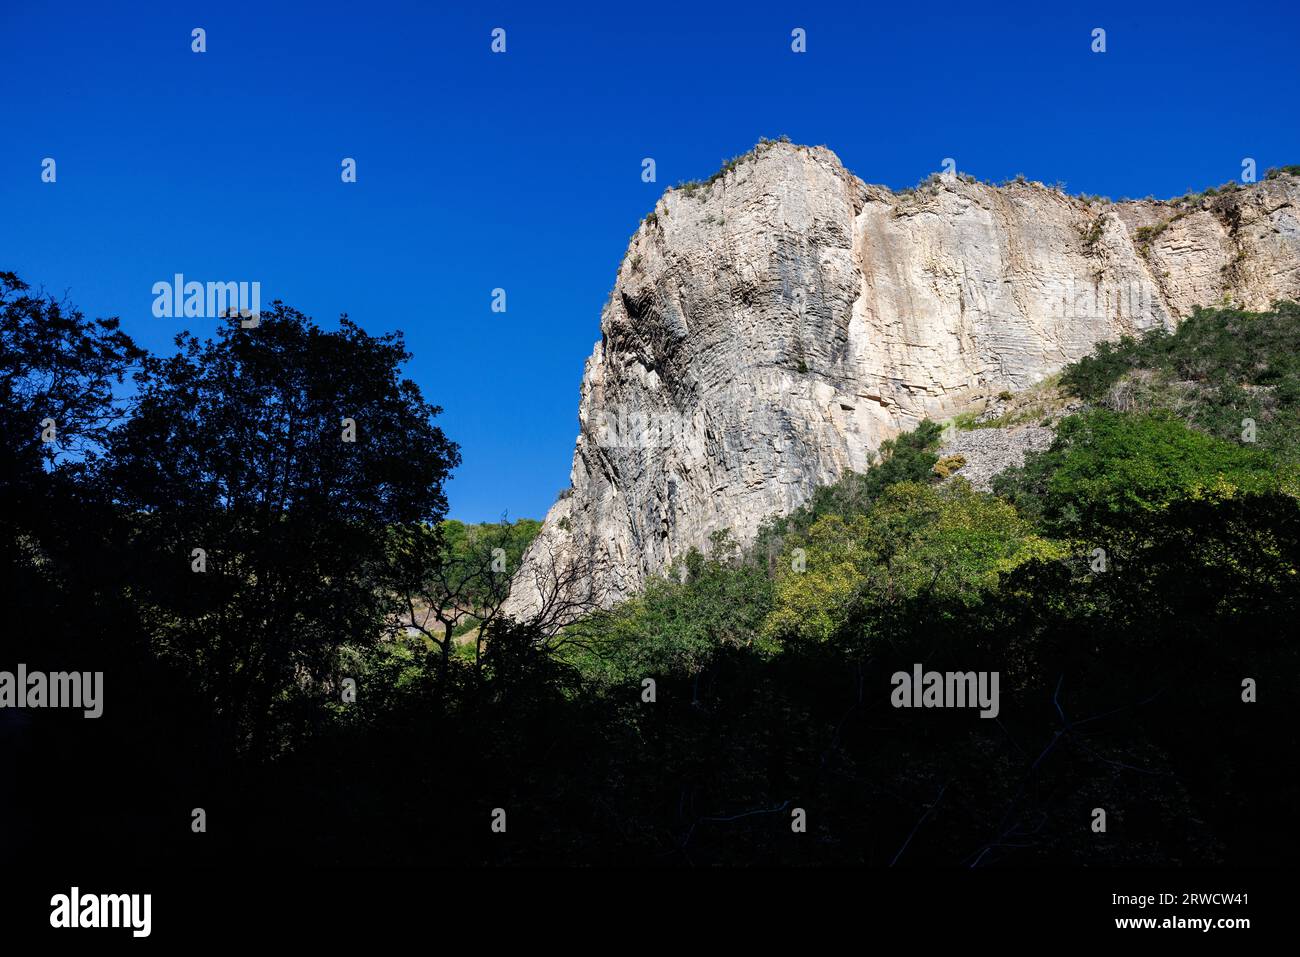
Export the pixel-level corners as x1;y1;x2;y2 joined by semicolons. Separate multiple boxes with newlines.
750;419;944;563
993;408;1284;531
565;531;775;684
1059;301;1300;457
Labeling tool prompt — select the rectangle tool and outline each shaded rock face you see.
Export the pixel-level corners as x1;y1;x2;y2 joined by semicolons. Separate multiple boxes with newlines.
505;143;1300;617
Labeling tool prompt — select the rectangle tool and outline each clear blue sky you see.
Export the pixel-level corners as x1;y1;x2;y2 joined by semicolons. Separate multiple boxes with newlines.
3;0;1297;521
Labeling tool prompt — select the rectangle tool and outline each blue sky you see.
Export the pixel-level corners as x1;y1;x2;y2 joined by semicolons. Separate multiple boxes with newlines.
3;0;1298;521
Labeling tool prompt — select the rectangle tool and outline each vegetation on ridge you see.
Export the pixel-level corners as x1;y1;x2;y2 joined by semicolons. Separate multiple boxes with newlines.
674;135;793;198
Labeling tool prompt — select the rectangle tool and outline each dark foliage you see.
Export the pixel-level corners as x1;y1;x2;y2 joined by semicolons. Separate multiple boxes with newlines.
3;273;1296;869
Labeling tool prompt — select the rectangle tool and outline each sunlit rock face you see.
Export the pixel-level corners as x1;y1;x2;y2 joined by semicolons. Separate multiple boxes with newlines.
504;142;1300;618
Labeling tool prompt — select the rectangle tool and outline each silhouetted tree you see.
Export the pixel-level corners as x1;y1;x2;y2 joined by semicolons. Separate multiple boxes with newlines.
0;270;144;489
98;302;460;754
0;271;144;666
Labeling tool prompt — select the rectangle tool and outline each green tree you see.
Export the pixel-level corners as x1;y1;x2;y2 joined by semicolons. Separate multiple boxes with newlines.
569;531;774;686
993;408;1285;531
764;480;1060;642
389;516;542;674
751;419;944;570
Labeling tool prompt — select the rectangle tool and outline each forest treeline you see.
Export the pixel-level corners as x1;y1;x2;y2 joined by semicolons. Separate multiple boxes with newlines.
3;270;1297;866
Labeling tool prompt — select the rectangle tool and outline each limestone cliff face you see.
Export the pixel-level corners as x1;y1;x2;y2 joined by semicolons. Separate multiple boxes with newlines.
505;142;1300;617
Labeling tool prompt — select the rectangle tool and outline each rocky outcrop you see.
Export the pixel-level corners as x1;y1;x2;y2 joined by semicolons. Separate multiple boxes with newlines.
505;142;1300;617
935;426;1056;492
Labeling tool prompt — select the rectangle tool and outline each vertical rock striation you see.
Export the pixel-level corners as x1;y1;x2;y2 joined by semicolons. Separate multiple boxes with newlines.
505;142;1300;617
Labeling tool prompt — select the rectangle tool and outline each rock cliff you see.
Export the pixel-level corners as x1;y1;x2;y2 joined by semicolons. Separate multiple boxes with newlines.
505;142;1300;617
